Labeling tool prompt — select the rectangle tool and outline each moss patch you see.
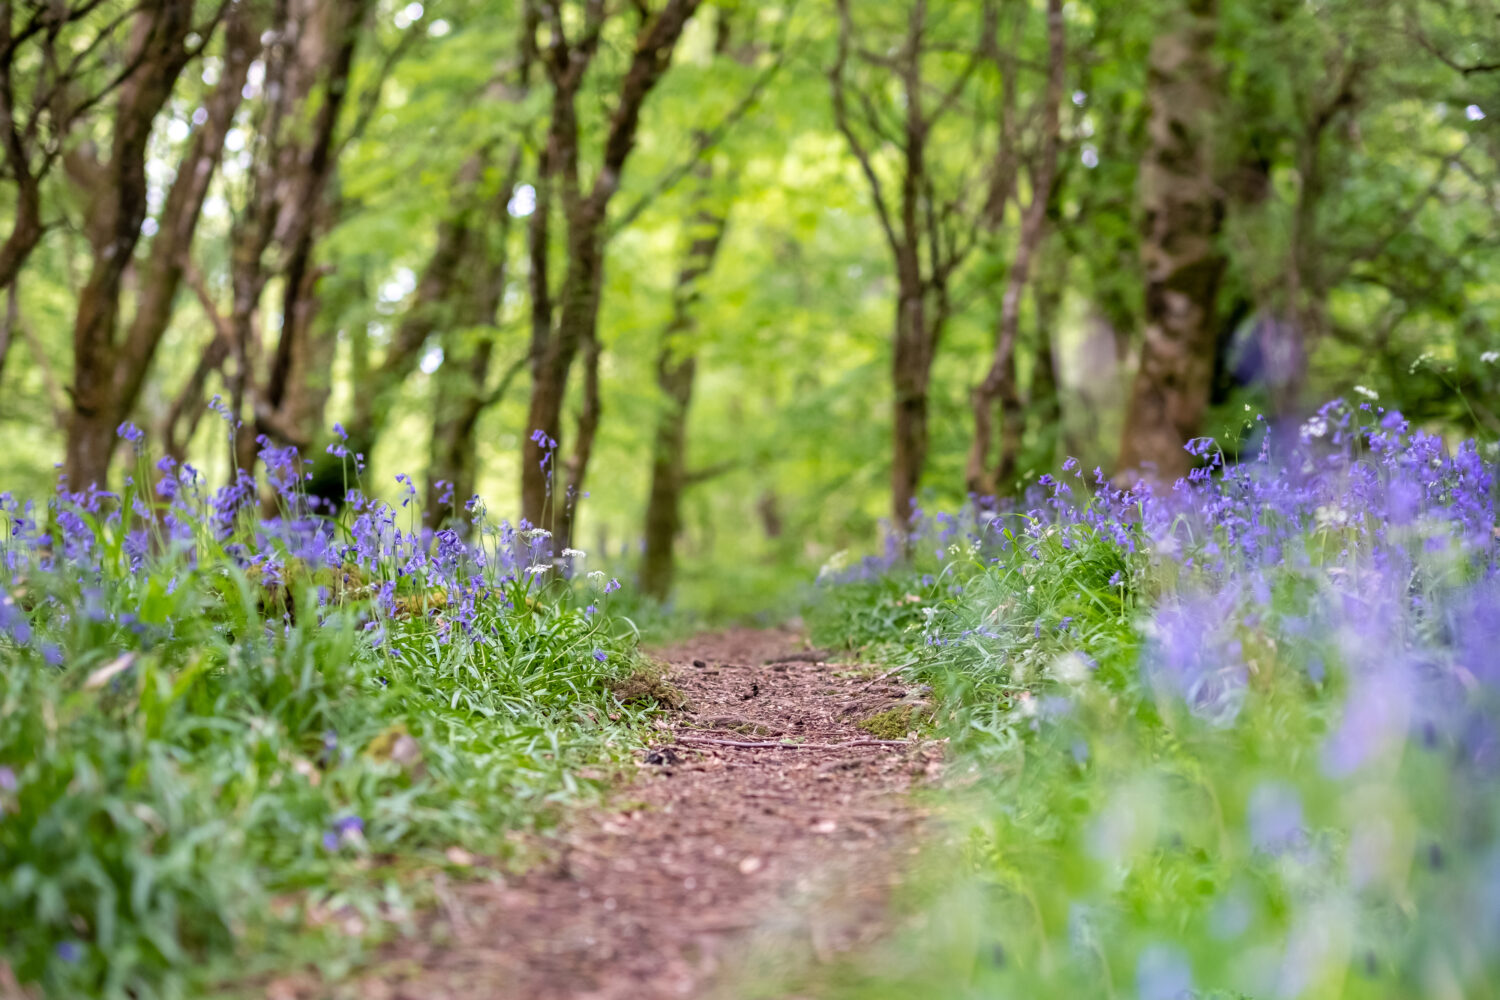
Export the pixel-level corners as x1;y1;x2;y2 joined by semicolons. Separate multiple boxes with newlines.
609;662;689;711
857;704;932;740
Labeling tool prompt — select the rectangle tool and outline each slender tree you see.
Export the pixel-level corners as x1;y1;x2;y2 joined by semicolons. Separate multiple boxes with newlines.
62;0;227;487
966;0;1066;497
518;0;703;546
639;159;731;599
169;0;372;481
829;0;984;534
0;0;161;294
423;145;528;523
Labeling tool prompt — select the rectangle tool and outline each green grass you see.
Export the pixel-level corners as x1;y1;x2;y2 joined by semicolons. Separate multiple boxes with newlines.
0;477;658;998
796;431;1500;999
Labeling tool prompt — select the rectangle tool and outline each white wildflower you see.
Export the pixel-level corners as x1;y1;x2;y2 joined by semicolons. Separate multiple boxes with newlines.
1300;416;1328;440
1482;351;1499;364
561;548;586;559
1353;385;1378;400
817;550;850;582
524;563;551;576
1050;652;1093;685
1314;504;1351;528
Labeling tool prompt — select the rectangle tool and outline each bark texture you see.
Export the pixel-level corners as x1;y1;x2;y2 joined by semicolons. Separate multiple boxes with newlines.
518;0;703;543
830;0;978;535
63;1;203;487
966;0;1065;498
424;146;526;526
1115;0;1227;483
639;164;730;600
0;0;153;292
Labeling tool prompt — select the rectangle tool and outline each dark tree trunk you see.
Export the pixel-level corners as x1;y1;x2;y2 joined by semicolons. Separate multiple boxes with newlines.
111;5;257;435
256;1;364;458
966;0;1065;498
639;174;730;600
212;0;369;483
346;153;489;466
64;0;198;488
424;147;525;527
0;177;41;294
640;349;695;598
519;0;704;536
1116;0;1227;483
1024;237;1065;477
890;282;930;530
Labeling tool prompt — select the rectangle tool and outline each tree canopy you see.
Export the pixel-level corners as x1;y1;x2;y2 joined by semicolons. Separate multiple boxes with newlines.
0;0;1496;606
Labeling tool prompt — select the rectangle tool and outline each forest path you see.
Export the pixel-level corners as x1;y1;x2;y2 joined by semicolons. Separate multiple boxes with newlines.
349;627;942;1000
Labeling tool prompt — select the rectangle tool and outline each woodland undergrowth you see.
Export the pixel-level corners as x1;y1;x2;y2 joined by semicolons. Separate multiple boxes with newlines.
0;428;656;999
802;400;1500;999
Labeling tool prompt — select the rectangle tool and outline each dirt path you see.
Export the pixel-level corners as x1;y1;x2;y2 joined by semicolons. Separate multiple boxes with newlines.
347;628;940;1000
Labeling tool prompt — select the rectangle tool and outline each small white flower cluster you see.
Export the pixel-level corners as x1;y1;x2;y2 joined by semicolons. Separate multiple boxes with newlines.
1482;351;1499;364
816;549;851;582
1300;415;1329;440
1353;385;1379;400
1314;504;1351;528
1050;652;1093;685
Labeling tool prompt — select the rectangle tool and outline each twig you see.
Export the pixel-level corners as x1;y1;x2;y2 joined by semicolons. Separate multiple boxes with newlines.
763;649;833;664
856;662;912;691
674;736;915;751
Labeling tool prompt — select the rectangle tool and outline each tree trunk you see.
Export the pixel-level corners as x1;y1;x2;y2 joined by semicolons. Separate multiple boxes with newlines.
0;11;54;291
424;147;524;527
1024;237;1065;477
64;1;198;488
519;0;703;534
890;281;930;531
426;341;492;526
111;5;257;434
257;2;363;452
0;284;15;383
521;241;603;531
0;179;41;294
1115;0;1226;483
640;348;695;598
966;0;1065;498
346;153;488;465
216;0;367;486
639;178;730;600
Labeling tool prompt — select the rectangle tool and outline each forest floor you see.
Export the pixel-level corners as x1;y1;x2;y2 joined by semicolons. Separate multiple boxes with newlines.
286;628;944;1000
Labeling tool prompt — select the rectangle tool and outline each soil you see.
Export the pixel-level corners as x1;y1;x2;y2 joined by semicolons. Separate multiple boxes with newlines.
306;627;941;1000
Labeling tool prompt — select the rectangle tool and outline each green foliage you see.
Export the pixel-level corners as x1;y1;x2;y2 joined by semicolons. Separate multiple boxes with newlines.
796;421;1500;998
0;486;651;998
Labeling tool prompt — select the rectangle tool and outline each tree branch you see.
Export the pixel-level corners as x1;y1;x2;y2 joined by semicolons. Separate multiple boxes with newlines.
609;6;794;236
830;0;899;257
